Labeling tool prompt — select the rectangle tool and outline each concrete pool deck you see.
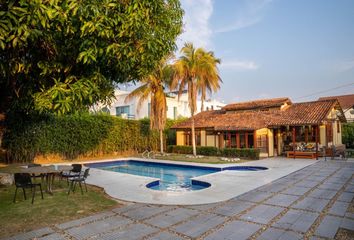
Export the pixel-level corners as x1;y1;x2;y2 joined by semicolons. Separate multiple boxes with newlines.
84;157;316;205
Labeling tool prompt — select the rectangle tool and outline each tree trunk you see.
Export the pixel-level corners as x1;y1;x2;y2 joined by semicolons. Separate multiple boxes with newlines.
201;100;204;112
159;129;164;154
191;115;196;156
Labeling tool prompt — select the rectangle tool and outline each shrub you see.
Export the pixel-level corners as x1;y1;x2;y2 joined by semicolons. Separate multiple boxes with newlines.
220;148;260;160
196;146;218;156
342;123;354;149
2;113;159;162
167;145;260;160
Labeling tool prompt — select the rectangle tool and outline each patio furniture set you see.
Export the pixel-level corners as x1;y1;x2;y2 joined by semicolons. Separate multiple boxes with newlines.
12;164;90;204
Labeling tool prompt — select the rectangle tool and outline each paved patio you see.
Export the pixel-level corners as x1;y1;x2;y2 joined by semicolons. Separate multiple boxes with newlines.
4;160;354;240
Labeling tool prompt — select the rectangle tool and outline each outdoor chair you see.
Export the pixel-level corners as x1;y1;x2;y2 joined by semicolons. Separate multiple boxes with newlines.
27;163;45;183
13;173;44;204
61;164;82;184
67;168;90;195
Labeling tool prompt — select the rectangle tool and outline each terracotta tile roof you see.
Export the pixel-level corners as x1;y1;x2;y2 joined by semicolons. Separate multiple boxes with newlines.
267;99;339;126
222;97;291;111
172;99;345;130
319;94;354;109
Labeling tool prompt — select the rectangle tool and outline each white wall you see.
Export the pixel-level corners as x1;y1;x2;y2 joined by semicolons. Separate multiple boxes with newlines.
97;90;226;120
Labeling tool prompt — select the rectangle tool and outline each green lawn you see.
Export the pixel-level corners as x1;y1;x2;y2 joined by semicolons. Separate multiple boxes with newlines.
0;179;120;238
149;153;252;164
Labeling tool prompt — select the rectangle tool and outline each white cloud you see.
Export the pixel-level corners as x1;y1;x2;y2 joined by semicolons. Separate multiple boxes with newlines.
177;0;213;49
335;60;354;72
214;0;273;33
220;60;259;71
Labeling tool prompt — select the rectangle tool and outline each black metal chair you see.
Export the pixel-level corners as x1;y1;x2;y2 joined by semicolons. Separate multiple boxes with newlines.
27;163;45;183
61;164;82;184
68;168;90;195
13;173;44;204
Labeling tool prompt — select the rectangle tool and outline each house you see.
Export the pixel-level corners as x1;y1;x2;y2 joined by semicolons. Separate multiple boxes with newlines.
172;97;346;158
319;94;354;122
96;89;226;120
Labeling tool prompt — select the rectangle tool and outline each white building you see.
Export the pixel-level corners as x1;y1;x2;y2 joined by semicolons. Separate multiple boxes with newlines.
97;90;226;120
319;94;354;122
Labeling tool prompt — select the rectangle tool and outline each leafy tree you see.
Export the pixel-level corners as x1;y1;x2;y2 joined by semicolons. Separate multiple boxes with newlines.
343;123;354;148
172;43;221;156
125;58;173;154
0;0;183;115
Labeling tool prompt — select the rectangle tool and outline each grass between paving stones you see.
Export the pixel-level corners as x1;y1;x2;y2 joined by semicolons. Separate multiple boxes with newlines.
0;179;120;238
144;153;252;164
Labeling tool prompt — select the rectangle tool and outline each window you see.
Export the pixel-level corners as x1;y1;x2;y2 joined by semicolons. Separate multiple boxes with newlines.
337;121;340;133
257;135;267;153
116;106;130;116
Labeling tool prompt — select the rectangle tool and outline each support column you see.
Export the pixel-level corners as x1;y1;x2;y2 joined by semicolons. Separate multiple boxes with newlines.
236;133;240;148
316;125;319;160
228;132;231;148
253;130;257;148
245;132;249;148
292;126;296;159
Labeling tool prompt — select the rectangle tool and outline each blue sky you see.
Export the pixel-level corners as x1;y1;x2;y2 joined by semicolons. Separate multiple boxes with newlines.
176;0;354;103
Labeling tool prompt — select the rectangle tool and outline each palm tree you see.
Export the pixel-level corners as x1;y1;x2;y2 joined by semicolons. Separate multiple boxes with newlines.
197;51;222;111
172;43;221;156
125;59;172;154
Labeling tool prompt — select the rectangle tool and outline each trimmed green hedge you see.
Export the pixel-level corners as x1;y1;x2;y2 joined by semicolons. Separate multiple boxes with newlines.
3;113;159;162
167;145;218;156
343;123;354;148
167;145;260;160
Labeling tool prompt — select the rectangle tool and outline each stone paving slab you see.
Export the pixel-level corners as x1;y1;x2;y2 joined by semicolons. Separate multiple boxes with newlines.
184;202;221;211
171;213;225;238
211;200;254;217
264;193;299;207
144;208;200;228
204;220;261;240
240;204;284;224
294;180;320;188
341;217;354;231
121;205;174;220
337;192;354;203
65;215;131;240
281;186;311;196
111;203;147;214
292;197;330;212
5;227;54;240
307;188;338;200
147;231;185;240
345;184;354;193
272;209;319;233
257;183;288;193
318;182;344;191
314;215;343;239
37;233;67;240
92;223;157;240
328;201;350;217
256;227;303;240
55;211;116;230
237;191;273;203
325;177;348;184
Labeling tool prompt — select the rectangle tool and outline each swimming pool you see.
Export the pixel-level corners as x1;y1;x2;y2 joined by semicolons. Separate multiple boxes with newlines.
87;160;268;192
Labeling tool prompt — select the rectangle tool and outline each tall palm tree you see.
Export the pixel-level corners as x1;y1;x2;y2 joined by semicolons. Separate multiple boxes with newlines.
197;51;222;111
125;59;172;154
172;43;221;156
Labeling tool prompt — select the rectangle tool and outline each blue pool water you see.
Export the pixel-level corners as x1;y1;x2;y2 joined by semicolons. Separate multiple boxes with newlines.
87;160;267;192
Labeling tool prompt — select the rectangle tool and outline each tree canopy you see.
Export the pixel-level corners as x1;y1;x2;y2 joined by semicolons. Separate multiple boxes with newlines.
0;0;183;115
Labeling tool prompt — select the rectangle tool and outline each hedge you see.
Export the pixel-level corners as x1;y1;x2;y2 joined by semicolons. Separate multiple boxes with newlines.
167;145;260;160
342;123;354;149
167;145;218;156
2;113;159;162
